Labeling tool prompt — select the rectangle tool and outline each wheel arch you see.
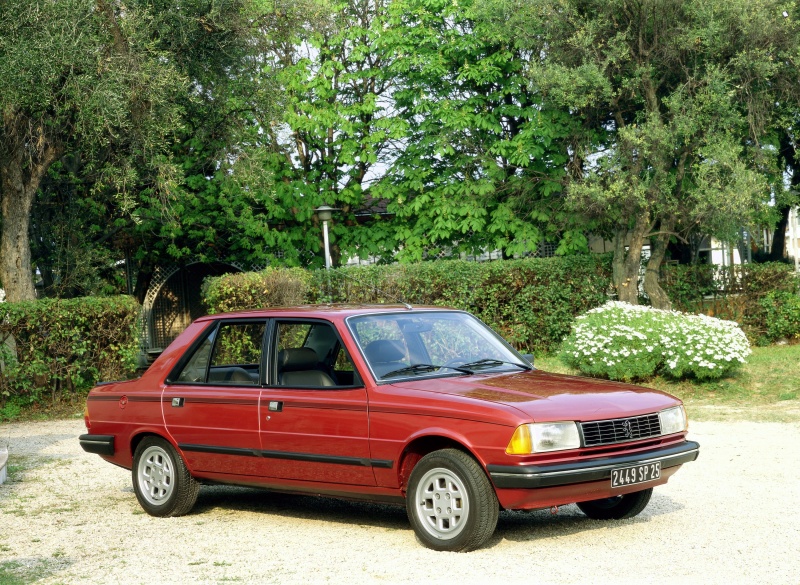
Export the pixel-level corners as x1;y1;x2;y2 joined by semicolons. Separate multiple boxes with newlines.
396;433;488;495
131;431;178;462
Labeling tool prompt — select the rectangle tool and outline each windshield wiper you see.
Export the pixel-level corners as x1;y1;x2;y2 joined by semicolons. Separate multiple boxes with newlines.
381;363;472;378
458;358;531;371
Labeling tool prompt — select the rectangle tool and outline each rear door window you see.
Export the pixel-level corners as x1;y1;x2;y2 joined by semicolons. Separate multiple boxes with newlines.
174;321;265;385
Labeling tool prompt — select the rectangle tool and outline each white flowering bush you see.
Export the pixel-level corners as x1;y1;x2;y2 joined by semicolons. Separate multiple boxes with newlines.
559;301;751;381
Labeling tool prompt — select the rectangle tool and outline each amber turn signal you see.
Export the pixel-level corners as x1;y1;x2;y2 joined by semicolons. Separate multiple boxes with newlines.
506;425;533;455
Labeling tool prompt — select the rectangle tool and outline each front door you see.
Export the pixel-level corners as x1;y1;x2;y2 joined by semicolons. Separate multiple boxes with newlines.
257;319;377;486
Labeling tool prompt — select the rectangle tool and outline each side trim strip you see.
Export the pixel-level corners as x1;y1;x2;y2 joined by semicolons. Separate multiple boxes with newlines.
180;444;260;458
178;443;393;469
86;395;161;403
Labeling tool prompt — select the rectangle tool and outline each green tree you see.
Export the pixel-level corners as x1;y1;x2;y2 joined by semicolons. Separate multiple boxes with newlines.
118;0;322;292
256;0;404;267
0;0;190;302
477;0;800;307
0;0;317;301
376;0;583;262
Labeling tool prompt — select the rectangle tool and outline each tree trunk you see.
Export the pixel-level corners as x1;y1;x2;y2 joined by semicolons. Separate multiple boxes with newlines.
0;116;62;302
643;218;674;310
772;133;799;261
612;211;650;305
768;204;791;261
0;160;38;302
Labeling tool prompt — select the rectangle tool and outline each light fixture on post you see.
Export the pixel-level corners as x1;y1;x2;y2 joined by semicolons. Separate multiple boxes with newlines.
315;205;336;270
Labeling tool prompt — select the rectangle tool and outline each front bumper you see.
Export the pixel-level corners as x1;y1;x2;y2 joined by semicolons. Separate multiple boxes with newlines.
79;434;115;457
487;440;699;489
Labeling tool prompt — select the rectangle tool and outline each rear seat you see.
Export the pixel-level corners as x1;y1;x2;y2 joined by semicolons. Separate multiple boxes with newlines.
208;366;257;384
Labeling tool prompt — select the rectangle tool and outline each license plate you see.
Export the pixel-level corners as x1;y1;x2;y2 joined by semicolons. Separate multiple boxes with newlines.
611;462;661;488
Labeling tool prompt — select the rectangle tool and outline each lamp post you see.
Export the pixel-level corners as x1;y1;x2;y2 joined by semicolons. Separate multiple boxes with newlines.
315;205;335;270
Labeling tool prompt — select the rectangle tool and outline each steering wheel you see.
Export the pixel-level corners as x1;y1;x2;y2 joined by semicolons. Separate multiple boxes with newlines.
442;357;467;369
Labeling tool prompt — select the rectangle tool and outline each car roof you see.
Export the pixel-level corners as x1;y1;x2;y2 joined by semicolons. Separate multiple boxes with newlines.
195;304;460;322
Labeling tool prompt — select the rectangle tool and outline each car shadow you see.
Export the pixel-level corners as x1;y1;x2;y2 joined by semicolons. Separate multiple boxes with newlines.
192;485;411;531
188;485;684;544
490;493;686;547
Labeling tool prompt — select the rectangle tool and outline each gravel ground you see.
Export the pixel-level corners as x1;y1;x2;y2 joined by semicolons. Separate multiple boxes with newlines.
0;417;798;585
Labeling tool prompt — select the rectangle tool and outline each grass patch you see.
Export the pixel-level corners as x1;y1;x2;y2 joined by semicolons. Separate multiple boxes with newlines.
536;344;800;422
0;558;65;585
4;455;55;483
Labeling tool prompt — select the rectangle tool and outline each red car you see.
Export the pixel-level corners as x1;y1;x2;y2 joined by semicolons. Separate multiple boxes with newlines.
80;306;699;551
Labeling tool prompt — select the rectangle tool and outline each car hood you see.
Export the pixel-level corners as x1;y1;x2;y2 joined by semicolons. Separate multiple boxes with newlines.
388;369;679;422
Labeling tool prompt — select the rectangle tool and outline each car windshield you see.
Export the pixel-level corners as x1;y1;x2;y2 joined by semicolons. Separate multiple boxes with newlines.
347;311;530;381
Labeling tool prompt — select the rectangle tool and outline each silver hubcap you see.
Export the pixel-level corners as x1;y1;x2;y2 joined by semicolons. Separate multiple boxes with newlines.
138;445;174;506
414;467;469;540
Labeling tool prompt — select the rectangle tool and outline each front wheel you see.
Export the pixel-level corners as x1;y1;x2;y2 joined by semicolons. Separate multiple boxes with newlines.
132;437;199;517
576;488;653;520
406;449;498;552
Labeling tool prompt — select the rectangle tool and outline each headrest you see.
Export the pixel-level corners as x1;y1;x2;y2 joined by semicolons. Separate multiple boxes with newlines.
364;340;405;363
278;348;319;371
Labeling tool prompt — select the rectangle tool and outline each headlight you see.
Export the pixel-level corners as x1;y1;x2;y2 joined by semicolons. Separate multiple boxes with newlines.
506;422;580;454
659;406;687;435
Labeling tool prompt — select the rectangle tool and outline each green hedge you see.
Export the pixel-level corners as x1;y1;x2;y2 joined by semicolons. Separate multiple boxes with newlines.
0;296;140;411
202;256;614;353
755;291;800;345
661;262;800;344
201;267;312;314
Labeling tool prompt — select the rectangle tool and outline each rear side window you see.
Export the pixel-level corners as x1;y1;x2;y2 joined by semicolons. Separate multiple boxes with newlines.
174;321;265;385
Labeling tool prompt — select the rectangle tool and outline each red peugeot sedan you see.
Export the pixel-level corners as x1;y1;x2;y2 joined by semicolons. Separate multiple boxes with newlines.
80;305;699;551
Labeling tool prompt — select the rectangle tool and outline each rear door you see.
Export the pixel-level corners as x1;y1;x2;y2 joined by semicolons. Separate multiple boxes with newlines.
163;320;266;476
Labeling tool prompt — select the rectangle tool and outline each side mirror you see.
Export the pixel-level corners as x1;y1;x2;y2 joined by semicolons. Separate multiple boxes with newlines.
522;353;534;367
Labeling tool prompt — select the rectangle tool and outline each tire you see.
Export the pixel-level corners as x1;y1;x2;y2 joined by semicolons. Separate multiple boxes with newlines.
576;488;653;520
132;437;199;517
406;449;499;552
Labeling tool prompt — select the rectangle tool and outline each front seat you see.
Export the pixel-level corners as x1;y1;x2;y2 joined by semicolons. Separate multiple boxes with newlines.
278;348;336;387
363;340;407;378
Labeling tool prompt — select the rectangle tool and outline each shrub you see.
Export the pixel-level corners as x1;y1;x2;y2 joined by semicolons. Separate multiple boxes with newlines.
0;296;140;408
661;262;799;337
201;267;312;314
755;291;800;344
559;301;751;381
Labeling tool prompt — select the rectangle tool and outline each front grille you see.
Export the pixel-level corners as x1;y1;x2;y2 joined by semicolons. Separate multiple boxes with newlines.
581;414;661;447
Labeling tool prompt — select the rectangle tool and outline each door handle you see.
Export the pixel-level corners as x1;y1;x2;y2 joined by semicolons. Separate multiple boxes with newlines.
268;401;282;412
171;397;184;407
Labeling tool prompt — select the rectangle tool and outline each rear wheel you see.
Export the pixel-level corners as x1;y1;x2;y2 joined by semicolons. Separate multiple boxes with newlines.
576;488;653;520
406;449;498;552
132;437;199;517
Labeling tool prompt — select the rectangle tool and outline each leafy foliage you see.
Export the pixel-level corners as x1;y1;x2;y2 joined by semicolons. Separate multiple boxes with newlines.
133;0;333;269
204;255;613;352
248;0;404;267
376;0;582;260
0;0;324;300
661;262;799;342
753;292;800;345
201;268;312;314
0;0;188;300
0;297;140;407
560;302;751;382
476;0;800;307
